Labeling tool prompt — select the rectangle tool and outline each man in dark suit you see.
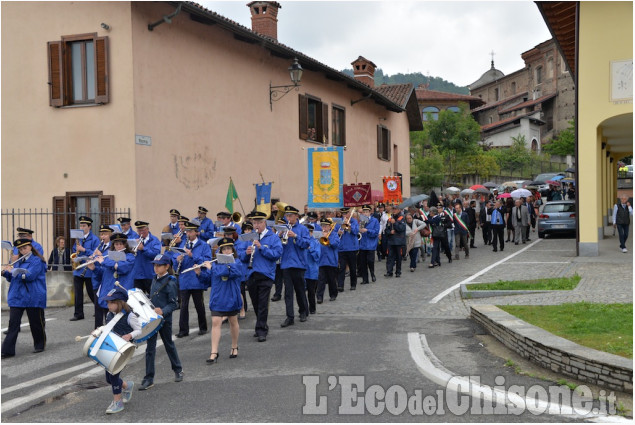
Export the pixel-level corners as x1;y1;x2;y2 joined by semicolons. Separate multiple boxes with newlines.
384;206;406;278
466;200;478;249
490;200;506;252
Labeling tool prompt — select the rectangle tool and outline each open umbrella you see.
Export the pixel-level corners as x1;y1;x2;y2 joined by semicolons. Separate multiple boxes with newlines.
527;180;543;186
501;181;518;188
483;182;497;188
470;184;487;190
550;175;564;181
561;178;575;183
473;187;490;195
460;188;474;196
397;193;429;209
565;167;576;173
546;180;562;186
510;188;532;198
445;186;460;194
497;193;512;199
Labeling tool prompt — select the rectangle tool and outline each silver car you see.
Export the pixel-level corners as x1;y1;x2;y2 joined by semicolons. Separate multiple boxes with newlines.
538;200;576;238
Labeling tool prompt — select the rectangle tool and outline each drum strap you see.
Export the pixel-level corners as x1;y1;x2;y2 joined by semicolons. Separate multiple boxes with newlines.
90;312;123;357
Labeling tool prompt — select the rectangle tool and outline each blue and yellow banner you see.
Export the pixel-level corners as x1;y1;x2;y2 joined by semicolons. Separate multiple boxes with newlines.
307;147;344;209
255;182;272;217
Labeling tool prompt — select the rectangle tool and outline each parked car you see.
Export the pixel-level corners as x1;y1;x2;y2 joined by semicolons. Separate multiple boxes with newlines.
537;200;576;238
533;172;566;195
627;165;633;178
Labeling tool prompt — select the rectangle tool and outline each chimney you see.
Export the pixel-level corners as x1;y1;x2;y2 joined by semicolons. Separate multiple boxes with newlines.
247;1;281;40
351;56;377;87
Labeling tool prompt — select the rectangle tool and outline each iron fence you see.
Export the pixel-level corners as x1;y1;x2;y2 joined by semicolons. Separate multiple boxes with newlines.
1;208;130;264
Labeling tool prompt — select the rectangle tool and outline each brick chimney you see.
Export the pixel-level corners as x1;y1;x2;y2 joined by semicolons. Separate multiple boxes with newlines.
351;56;377;87
247;1;281;40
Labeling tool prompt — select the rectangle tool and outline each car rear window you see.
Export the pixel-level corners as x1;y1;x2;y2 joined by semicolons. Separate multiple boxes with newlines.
543;203;575;213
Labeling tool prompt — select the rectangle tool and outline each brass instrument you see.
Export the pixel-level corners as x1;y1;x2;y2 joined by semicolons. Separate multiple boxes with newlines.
231;211;243;226
168;229;184;249
274;201;288;223
132;239;143;254
71;239;83;270
340;207;357;232
280;224;291;245
319;225;334;246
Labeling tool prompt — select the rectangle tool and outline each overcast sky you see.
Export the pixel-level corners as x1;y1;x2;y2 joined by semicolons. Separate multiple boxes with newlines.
200;1;553;87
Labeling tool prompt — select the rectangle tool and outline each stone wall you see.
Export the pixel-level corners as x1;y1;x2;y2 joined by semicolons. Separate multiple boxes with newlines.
2;272;83;309
471;304;633;393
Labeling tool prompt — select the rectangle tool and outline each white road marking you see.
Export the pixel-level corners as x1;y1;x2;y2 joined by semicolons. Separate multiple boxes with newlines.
1;327;198;413
429;239;542;303
408;333;629;421
1;318;56;332
503;261;569;264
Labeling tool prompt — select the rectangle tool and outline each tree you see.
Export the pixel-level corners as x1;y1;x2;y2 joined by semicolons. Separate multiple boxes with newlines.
543;120;575;156
455;151;500;180
410;129;444;191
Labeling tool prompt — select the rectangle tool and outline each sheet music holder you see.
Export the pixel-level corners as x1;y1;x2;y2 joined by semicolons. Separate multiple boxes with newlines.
109;224;123;233
1;241;13;251
190;218;202;226
331;218;343;224
207;237;222;249
170;247;187;254
127;239;140;250
215;253;235;264
359;214;370;224
239;232;259;242
312;231;324;239
108;250;127;262
11;268;28;278
70;229;84;239
274;224;290;233
161;232;174;241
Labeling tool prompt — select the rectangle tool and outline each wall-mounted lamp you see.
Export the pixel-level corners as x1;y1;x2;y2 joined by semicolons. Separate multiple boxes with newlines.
101;22;111;31
269;58;303;111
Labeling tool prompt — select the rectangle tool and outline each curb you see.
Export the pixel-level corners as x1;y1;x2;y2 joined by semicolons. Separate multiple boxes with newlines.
460;283;572;299
470;305;633;394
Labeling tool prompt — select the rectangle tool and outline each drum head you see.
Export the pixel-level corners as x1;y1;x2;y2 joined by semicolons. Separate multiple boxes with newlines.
134;317;164;343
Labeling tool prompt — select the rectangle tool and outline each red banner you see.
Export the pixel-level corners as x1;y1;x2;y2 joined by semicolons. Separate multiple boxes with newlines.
383;176;402;205
343;183;372;207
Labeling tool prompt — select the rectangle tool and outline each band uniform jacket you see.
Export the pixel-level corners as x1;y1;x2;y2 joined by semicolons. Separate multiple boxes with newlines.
359;216;380;251
132;233;162;280
2;253;47;309
94;251;136;309
149;274;179;321
72;232;100;278
280;222;310;270
238;228;282;281
337;218;360;252
173;239;212;290
209;261;243;312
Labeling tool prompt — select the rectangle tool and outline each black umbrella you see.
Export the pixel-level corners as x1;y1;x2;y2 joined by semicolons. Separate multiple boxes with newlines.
527;180;543;186
565;167;576;173
397;194;430;209
473;187;490;195
483;182;498;188
428;190;440;207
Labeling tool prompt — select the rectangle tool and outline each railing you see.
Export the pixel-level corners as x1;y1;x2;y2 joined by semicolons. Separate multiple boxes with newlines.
1;208;130;265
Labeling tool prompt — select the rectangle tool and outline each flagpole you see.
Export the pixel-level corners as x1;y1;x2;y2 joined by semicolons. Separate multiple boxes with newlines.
231;177;247;216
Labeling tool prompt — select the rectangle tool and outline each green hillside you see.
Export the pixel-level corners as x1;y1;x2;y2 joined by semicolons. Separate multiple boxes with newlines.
342;68;469;94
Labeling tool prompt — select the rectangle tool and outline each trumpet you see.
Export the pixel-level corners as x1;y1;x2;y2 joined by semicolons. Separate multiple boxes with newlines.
340;207;356;232
280;224;291;245
319;226;334;246
168;229;184;249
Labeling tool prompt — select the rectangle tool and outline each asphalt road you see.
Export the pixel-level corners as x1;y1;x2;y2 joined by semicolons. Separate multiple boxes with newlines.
0;234;616;422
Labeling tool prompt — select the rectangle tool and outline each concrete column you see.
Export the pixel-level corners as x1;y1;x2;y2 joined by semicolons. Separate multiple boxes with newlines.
578;125;601;256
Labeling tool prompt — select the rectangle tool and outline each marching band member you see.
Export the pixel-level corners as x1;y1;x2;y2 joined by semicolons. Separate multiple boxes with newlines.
70;216;100;321
87;233;136;327
117;217;138;240
162;209;181;248
1;238;47;358
303;224;321;315
132;221;162;295
200;237;243;364
98;287;142;414
11;228;44;261
305;211;322;231
90;225;113;327
236;221;255;319
240;211;282;342
316;218;340;303
196;206;215;242
279;205;310;327
358;205;379;284
139;254;184;391
175;222;212;338
270;216;286;303
337;207;359;291
216;211;242;236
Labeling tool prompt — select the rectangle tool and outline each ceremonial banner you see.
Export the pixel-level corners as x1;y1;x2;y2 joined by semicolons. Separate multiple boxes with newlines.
255;182;272;217
383;176;403;205
307;147;344;208
343;183;372;207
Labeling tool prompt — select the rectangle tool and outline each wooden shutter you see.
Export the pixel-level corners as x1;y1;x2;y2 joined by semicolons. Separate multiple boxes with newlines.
99;195;115;225
321;103;329;144
298;94;308;140
48;41;64;107
94;36;109;104
52;196;68;240
386;129;392;161
377;125;383;159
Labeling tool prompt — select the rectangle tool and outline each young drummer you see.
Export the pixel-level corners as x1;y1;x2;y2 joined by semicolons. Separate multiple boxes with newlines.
139;254;184;391
1;239;47;358
199;237;243;363
98;287;142;414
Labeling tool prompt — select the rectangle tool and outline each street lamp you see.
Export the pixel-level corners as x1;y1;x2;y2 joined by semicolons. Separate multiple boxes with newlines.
270;57;303;110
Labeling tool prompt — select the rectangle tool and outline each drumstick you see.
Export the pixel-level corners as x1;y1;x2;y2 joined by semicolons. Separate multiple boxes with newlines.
75;335;91;342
